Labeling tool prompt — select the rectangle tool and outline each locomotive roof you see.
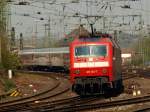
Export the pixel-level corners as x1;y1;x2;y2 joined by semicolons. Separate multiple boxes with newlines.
78;37;102;42
74;35;112;42
72;35;120;49
76;34;112;41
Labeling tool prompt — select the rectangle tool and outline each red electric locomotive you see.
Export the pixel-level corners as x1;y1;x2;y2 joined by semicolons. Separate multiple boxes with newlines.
69;34;124;95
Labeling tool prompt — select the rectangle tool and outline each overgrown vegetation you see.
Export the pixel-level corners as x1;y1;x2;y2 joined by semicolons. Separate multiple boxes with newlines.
0;0;8;68
2;51;21;70
0;1;20;70
0;1;19;92
0;78;16;92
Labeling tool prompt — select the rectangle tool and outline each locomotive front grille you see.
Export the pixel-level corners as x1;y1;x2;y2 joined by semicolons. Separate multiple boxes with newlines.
74;77;109;94
75;77;108;84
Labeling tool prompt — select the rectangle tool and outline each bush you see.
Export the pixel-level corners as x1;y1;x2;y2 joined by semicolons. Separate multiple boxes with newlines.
2;52;21;71
0;78;16;92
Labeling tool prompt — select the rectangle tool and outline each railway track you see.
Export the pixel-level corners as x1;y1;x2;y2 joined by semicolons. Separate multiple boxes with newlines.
134;107;150;112
0;71;71;112
122;66;150;80
0;67;149;112
122;72;138;80
0;70;113;112
40;95;150;112
0;91;102;112
19;96;102;112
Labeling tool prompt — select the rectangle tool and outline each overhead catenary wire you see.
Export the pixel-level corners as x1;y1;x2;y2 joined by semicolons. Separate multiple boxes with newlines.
9;0;150;42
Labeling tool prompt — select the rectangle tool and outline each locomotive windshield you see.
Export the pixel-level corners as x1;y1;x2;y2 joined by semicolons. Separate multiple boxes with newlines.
75;45;107;57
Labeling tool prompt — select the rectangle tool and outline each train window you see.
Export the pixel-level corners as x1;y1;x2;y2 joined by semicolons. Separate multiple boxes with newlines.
75;46;90;56
75;45;107;57
90;45;107;56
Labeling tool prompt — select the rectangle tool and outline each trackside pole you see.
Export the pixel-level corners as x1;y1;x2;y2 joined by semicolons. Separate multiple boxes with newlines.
8;69;12;79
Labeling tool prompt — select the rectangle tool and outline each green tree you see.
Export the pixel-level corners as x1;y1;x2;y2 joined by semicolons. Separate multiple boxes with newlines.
3;52;21;70
0;0;7;68
0;1;20;70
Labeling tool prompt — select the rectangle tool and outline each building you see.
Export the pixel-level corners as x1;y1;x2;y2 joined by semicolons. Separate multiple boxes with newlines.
121;48;133;65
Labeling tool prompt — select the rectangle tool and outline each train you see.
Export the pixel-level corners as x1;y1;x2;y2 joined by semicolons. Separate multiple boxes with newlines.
18;31;124;96
69;34;124;95
19;47;70;72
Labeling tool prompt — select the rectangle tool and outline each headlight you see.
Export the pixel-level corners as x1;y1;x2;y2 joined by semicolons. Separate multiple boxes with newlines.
74;70;80;74
102;68;107;74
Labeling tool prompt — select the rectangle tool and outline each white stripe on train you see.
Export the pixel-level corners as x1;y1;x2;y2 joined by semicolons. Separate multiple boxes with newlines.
74;62;109;68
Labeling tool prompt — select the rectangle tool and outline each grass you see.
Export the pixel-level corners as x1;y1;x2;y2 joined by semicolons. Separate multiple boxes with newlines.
0;78;16;92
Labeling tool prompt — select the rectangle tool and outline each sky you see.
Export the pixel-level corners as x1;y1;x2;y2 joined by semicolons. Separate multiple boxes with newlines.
9;0;150;39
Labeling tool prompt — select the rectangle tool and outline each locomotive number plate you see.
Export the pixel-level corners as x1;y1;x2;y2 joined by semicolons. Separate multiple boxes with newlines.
86;70;98;74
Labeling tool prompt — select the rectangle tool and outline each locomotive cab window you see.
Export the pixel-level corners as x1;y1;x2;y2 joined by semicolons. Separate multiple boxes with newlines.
75;45;107;57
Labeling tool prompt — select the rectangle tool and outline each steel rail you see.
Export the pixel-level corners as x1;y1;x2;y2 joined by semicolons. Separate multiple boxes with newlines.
41;95;150;112
28;96;101;112
0;67;149;111
134;107;150;112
